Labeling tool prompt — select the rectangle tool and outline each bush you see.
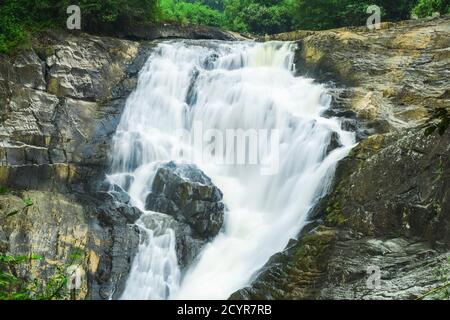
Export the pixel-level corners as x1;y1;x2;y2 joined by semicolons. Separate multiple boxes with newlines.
64;0;158;26
412;0;450;17
224;0;295;34
292;0;418;30
160;0;226;27
0;0;159;54
0;16;29;54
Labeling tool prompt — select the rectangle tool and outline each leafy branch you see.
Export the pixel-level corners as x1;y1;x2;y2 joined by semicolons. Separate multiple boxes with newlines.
0;186;33;220
0;187;85;300
0;246;85;300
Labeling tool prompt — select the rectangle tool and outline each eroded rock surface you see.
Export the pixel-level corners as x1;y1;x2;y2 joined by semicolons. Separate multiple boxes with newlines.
0;31;153;299
234;129;449;300
269;16;450;136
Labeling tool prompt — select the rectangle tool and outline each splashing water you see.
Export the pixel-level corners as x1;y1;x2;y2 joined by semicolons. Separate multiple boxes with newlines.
108;40;355;300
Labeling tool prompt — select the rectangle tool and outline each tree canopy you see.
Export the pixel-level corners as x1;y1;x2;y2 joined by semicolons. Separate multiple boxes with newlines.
1;0;449;54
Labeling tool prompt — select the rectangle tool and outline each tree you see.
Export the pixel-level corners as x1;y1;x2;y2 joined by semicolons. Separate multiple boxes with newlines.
0;0;160;54
224;0;295;34
413;0;450;17
159;0;226;27
292;0;418;31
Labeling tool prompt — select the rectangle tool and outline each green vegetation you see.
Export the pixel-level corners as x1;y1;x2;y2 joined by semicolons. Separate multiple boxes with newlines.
0;254;65;300
223;0;295;34
0;0;159;54
0;188;84;300
0;247;85;300
1;0;449;52
291;0;416;30
162;0;449;33
160;0;226;27
413;0;450;18
325;202;348;226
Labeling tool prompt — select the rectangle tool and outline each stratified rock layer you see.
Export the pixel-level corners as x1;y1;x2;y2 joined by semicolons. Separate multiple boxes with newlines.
0;31;153;299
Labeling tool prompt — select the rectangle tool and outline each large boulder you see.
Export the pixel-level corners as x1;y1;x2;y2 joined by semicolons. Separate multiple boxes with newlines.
145;161;225;239
142;162;225;270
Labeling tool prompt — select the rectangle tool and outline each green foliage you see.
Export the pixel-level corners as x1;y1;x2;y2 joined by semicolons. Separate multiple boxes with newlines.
413;0;450;18
60;0;159;26
0;253;72;300
160;0;226;27
23;198;34;207
0;187;34;220
325;201;348;226
224;0;295;34
0;187;10;195
0;0;159;54
1;0;450;53
0;190;84;300
0;248;85;300
159;0;442;34
292;0;418;30
184;0;226;11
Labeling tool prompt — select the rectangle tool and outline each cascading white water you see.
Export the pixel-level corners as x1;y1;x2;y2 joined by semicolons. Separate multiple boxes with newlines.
108;40;355;300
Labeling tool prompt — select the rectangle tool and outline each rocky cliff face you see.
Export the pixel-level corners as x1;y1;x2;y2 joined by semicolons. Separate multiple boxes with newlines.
0;31;154;299
233;16;450;300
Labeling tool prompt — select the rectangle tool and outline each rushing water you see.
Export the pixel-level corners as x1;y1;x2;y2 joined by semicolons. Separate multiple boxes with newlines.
107;40;355;300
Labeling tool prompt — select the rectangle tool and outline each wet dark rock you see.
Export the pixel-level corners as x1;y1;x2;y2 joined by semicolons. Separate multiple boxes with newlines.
138;212;206;271
143;162;225;270
203;53;219;70
326;131;342;155
145;161;225;239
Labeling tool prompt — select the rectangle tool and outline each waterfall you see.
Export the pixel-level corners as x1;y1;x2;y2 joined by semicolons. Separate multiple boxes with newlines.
107;40;355;300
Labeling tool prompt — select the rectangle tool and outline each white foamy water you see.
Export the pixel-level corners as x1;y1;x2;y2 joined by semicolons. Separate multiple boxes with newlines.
108;40;355;300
